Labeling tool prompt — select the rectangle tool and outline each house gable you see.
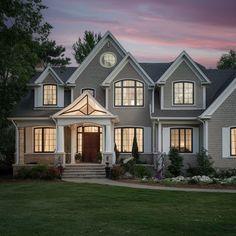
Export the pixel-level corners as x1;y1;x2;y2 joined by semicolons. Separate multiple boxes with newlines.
67;31;127;84
53;92;116;118
102;53;154;87
157;51;210;85
34;66;64;85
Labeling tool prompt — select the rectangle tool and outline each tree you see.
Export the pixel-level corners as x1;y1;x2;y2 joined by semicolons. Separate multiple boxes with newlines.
132;136;139;162
0;0;70;128
217;50;236;69
36;40;70;67
73;31;102;64
168;147;183;177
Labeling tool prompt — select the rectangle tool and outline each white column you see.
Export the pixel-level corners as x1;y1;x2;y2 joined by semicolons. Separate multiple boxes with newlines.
152;122;156;153
57;125;64;153
70;124;76;164
13;124;19;164
158;122;162;152
203;121;209;151
105;124;112;152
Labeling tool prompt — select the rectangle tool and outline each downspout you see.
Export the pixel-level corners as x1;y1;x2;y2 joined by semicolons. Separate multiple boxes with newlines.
197;117;208;152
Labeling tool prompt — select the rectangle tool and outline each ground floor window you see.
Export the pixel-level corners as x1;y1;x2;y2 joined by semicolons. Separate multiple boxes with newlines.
230;128;236;156
170;128;192;153
115;127;143;153
34;127;56;153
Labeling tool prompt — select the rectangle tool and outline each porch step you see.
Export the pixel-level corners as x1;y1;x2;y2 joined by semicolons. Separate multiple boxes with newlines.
62;164;106;179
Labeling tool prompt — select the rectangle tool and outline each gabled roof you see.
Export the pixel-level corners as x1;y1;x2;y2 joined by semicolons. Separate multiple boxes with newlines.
156;51;211;85
200;76;236;119
52;91;116;118
34;66;64;84
102;53;155;87
67;31;127;84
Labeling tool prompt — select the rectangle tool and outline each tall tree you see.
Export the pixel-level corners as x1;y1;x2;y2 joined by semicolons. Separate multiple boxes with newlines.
0;0;70;128
217;50;236;69
73;31;102;64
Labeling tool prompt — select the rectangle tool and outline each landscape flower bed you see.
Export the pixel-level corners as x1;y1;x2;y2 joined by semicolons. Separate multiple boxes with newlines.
141;175;236;186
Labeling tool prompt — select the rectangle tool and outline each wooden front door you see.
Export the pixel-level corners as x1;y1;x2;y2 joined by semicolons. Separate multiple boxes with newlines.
83;132;100;163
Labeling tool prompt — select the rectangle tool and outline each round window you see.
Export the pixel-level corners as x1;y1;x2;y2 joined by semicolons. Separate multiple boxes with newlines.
100;52;117;68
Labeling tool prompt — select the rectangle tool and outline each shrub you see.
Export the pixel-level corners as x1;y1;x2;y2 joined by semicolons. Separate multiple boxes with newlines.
132;136;139;162
75;153;82;162
16;165;61;180
187;148;215;176
214;169;236;178
114;144;120;164
96;152;102;163
133;165;152;178
111;165;125;179
168;147;183;177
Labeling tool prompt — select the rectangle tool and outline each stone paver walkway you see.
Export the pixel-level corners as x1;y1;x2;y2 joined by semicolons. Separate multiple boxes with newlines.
62;178;236;193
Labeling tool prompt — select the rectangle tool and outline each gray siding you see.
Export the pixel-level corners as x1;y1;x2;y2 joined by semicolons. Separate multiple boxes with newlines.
73;39;124;106
163;61;205;109
43;73;58;84
208;88;236;169
108;62;152;127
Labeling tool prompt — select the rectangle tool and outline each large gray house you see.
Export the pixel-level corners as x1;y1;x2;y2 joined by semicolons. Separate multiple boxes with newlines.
9;31;236;175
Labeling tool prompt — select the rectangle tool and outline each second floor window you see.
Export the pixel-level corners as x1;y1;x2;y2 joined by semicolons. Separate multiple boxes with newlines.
174;82;194;105
114;80;144;107
82;88;95;97
43;84;57;105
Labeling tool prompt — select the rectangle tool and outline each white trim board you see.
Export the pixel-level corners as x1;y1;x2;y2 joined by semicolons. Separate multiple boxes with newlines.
200;77;236;118
156;51;211;85
67;31;127;84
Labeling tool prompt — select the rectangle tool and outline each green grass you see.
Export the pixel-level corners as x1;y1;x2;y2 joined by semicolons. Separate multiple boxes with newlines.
0;181;236;236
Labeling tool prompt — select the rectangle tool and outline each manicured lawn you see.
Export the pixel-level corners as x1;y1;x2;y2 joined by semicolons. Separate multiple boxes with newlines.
0;181;235;236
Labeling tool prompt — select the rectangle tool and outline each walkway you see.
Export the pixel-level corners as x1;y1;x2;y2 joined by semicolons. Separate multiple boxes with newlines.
62;178;236;193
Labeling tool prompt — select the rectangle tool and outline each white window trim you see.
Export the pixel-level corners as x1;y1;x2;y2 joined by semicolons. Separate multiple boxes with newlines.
100;51;117;68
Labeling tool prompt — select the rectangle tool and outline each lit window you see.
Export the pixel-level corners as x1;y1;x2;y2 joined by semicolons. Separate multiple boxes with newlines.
174;82;193;105
43;84;57;105
82;88;95;97
170;128;192;153
115;128;143;153
34;128;56;153
114;80;144;107
230;128;236;156
100;52;116;68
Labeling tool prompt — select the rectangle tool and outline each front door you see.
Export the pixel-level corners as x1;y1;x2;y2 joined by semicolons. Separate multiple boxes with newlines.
83;132;100;163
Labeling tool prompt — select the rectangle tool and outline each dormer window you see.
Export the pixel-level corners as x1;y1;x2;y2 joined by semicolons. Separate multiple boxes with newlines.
43;84;57;105
173;82;194;105
114;80;144;107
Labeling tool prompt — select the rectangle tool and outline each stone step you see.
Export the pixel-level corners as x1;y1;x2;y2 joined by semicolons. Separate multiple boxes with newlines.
63;170;105;175
62;175;106;179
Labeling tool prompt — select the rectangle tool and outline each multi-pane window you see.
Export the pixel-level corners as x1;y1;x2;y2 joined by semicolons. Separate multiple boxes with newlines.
115;128;143;153
170;128;192;153
230;128;236;156
34;128;56;153
174;82;194;105
100;52;116;68
43;84;57;105
82;88;95;97
114;80;144;107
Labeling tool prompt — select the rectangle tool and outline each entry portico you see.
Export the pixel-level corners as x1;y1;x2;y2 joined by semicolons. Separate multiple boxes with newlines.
52;92;118;166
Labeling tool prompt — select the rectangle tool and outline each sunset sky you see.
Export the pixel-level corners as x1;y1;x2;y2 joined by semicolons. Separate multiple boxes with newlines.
43;0;236;68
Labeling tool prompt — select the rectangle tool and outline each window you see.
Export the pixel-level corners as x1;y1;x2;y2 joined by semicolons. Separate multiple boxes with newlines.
173;82;194;105
34;128;56;153
82;88;95;97
115;80;144;107
100;52;117;68
115;128;143;153
43;84;57;105
230;128;236;156
170;128;192;153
